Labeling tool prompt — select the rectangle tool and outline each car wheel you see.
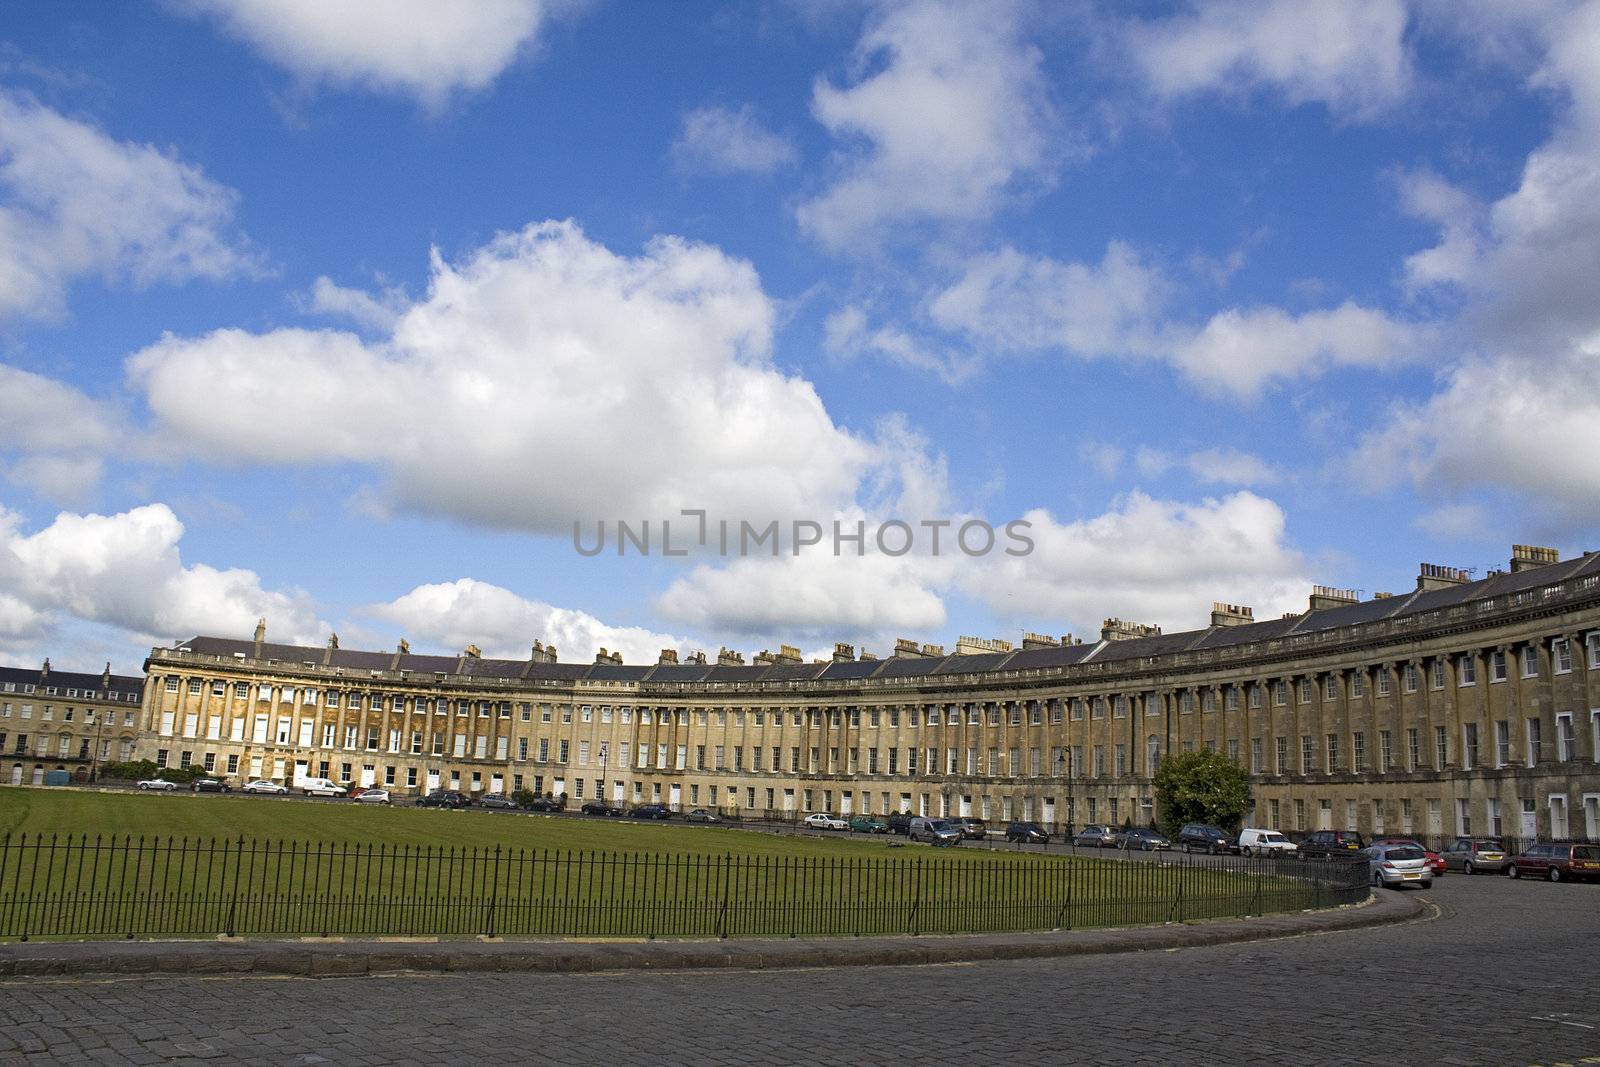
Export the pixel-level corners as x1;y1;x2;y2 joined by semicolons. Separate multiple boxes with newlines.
1508;865;1520;879
1241;846;1252;858
1181;843;1190;854
1370;869;1380;887
1464;861;1474;875
1549;867;1563;883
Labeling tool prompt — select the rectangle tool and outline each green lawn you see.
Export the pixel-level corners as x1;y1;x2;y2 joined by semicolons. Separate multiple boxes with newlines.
0;787;1349;941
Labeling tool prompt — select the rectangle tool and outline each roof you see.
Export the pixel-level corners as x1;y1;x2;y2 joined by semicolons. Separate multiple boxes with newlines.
152;551;1599;689
0;663;144;699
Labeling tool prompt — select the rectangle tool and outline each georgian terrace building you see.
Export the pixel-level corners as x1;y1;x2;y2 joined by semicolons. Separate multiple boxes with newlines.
1;661;146;786
135;544;1600;843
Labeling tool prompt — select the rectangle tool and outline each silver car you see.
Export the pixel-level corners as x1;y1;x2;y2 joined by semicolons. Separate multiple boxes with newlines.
1363;843;1433;889
909;817;961;846
1439;837;1509;875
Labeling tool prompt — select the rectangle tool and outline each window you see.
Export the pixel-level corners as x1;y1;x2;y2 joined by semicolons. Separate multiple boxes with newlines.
1352;732;1365;773
1588;632;1600;670
1322;676;1336;701
1249;737;1262;774
1300;735;1314;775
1553;638;1573;674
1404;664;1418;693
1225;687;1239;712
1458;655;1476;686
1273;681;1286;707
1462;723;1478;769
558;740;569;764
1351;672;1365;698
1275;736;1287;775
1495;720;1510;767
1523;645;1539;677
1407;728;1420;771
1490;651;1507;682
1147;736;1160;774
1378;731;1392;772
1248;684;1262;710
1557;713;1575;762
1091;745;1104;777
1456;798;1471;836
1527;717;1542;766
1326;733;1339;773
1112;745;1125;777
1302;678;1315;704
1376;670;1390;696
1432;660;1445;689
1435;725;1449;769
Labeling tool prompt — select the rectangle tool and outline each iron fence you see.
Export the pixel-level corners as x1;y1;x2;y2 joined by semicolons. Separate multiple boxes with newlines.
0;833;1368;941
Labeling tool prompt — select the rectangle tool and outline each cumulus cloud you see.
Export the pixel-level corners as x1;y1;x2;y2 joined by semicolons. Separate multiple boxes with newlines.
672;104;797;175
0;503;323;654
174;0;565;105
305;275;408;332
1134;447;1282;487
1353;342;1600;530
823;305;978;384
0;363;121;503
929;241;1167;358
368;578;684;666
128;220;888;533
919;242;1423;396
973;491;1309;632
797;0;1055;250
1127;0;1413;120
0;92;256;324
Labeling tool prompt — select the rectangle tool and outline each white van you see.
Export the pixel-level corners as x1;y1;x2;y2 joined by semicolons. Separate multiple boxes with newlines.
300;777;347;798
1236;827;1296;857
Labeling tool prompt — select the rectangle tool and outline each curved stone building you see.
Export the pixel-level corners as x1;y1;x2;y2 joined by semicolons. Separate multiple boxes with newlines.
136;545;1600;843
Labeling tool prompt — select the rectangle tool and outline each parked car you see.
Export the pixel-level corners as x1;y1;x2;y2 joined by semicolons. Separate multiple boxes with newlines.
353;788;391;805
908;817;961;846
241;779;287;795
190;778;231;793
523;795;565;812
685;808;722;823
886;812;916;836
1120;827;1171;851
803;812;849;831
416;789;470;809
581;801;624;816
136;778;179;791
1006;821;1049;843
300;776;347;798
628;804;673;820
1176;823;1233;855
1073;825;1119;848
848;814;888;834
479;794;518;811
1440;837;1510;875
1297;829;1366;859
1507;842;1600;882
949;817;987;840
1236;828;1297;857
1371;837;1445;878
1363;843;1434;889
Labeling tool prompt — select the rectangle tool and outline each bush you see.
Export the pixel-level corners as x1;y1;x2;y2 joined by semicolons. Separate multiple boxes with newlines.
97;760;208;784
1153;748;1251;836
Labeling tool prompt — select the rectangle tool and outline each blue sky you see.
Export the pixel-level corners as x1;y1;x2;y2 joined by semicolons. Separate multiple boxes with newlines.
1;0;1597;674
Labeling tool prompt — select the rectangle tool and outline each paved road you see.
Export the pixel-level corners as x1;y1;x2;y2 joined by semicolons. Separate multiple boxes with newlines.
1;873;1596;1066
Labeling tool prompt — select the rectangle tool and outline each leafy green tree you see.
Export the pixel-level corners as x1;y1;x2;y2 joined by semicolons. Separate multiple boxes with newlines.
1153;748;1252;834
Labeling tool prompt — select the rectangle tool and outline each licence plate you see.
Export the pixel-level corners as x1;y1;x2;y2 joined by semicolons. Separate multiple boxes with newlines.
1402;872;1421;879
1482;854;1502;860
1578;862;1600;870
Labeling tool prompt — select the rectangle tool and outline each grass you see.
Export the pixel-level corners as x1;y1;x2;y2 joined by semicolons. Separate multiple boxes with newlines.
0;787;1350;940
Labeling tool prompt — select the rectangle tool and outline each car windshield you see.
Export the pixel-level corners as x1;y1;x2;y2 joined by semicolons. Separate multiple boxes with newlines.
1385;847;1425;860
1574;846;1599;861
1473;840;1503;850
1261;833;1287;843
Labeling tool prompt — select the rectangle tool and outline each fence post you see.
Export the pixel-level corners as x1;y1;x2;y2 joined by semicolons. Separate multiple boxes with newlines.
485;845;502;938
910;858;923;937
716;853;730;940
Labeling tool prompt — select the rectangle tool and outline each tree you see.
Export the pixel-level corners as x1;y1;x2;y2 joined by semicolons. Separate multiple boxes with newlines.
1152;748;1252;834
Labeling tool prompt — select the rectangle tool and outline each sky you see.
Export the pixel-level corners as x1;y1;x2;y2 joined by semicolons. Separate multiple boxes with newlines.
1;0;1598;675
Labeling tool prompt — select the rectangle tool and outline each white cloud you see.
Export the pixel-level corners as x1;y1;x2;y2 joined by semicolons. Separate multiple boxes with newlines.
1412;502;1491;541
175;0;562;105
824;304;978;384
0;362;120;503
672;104;797;175
974;491;1308;632
1169;302;1428;399
369;578;684;666
1397;169;1483;291
1354;341;1600;529
797;0;1055;250
930;241;1167;358
0;503;324;654
1135;447;1281;487
0;92;256;324
128;220;886;533
305;275;408;332
1127;0;1413;120
921;241;1422;396
658;545;954;642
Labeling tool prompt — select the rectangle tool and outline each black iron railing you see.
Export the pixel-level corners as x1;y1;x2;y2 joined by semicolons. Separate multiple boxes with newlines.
0;834;1367;941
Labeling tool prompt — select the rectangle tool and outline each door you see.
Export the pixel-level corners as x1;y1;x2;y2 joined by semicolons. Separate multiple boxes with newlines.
668;783;682;808
612;780;624;803
426;770;441;792
1584;795;1599;840
293;760;308;786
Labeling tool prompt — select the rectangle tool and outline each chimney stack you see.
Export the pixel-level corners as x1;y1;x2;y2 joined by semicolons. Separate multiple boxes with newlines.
1209;602;1254;627
658;648;679;665
1416;563;1471;592
1511;544;1560;573
1308;585;1358;611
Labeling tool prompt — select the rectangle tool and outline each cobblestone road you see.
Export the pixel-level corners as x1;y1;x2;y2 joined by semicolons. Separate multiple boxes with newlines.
1;873;1596;1067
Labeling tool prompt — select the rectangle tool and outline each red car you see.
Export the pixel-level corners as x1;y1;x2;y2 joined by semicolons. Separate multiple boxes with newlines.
1507;842;1600;882
1371;837;1445;878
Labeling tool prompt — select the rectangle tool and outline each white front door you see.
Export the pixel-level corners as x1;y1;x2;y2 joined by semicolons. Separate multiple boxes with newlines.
841;794;853;815
293;761;308;786
359;767;376;787
426;771;441;791
669;783;682;807
612;780;624;803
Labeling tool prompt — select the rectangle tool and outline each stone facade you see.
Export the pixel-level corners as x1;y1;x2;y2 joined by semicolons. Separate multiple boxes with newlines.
0;662;146;785
119;547;1600;843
